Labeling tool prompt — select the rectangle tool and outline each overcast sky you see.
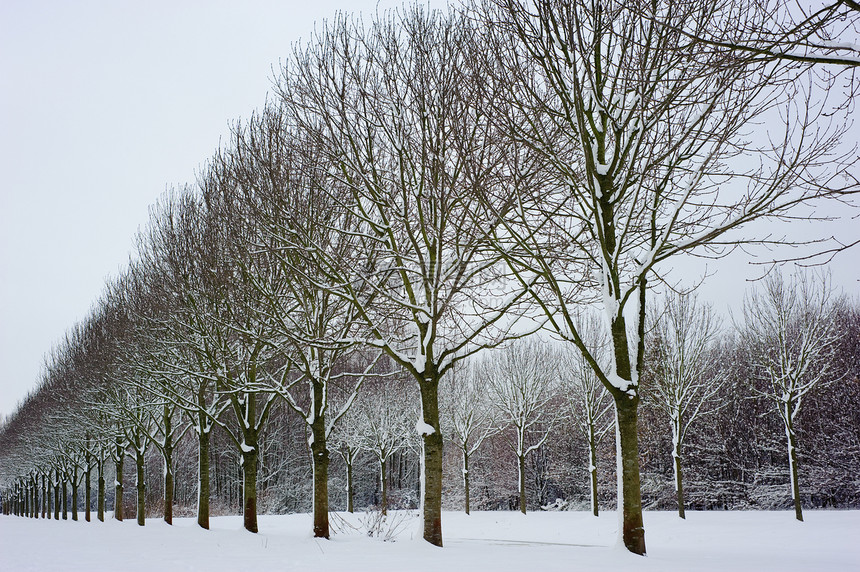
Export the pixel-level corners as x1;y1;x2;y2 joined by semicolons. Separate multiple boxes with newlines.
1;0;857;420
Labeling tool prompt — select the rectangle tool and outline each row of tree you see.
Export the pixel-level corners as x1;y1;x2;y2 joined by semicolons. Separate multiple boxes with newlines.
1;0;858;556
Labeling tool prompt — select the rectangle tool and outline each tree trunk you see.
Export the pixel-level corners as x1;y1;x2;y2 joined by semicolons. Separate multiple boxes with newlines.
310;410;330;539
163;407;174;525
42;475;48;519
135;448;146;526
53;473;60;520
463;448;471;515
97;458;105;522
71;467;79;521
673;431;686;519
115;454;124;522
197;426;211;530
380;457;388;516
346;451;354;513
588;425;599;517
62;478;68;520
419;374;444;547
85;465;92;522
518;452;527;515
615;398;646;554
241;449;259;533
785;404;803;522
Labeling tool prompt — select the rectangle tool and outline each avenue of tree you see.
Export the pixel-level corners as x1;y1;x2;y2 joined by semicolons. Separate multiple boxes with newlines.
1;0;858;558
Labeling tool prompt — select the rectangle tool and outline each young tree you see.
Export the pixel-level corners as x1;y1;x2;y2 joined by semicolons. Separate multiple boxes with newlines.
355;378;417;516
486;339;560;514
560;321;614;517
440;362;501;514
740;271;845;521
648;292;726;518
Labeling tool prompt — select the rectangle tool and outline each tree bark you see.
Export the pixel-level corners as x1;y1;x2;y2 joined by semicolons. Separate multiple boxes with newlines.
518;452;527;515
32;477;38;518
673;436;686;519
463;448;471;515
419;374;444;547
97;458;105;522
380;457;388;516
310;407;330;539
62;478;68;520
197;421;211;530
135;447;146;526
85;465;91;522
115;454;124;522
785;404;803;522
589;426;599;517
163;406;174;525
615;398;646;554
41;474;48;519
346;451;354;513
53;472;60;520
71;466;79;521
241;448;259;533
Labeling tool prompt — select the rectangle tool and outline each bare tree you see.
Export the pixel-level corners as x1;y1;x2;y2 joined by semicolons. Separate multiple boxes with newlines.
440;361;501;514
648;292;726;518
474;0;855;554
280;6;536;546
222;107;385;538
560;318;614;517
740;271;845;521
355;377;418;516
485;339;560;514
669;0;860;68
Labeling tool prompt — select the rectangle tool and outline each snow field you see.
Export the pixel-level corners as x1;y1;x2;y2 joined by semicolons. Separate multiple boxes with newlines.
1;510;858;572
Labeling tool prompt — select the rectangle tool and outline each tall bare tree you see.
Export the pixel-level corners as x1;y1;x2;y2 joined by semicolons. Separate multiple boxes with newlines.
648;292;726;518
279;7;536;546
440;361;501;515
475;0;855;553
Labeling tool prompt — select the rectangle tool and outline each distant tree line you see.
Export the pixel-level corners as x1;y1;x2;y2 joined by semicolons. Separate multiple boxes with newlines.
1;0;857;557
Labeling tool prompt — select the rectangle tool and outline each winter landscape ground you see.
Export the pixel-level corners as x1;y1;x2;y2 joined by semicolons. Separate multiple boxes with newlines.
2;510;858;571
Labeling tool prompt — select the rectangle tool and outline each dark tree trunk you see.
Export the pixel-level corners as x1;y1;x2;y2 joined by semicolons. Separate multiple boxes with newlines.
42;474;48;519
135;447;146;526
85;465;92;522
518;452;527;515
463;448;471;515
97;458;105;522
163;406;174;525
785;402;803;522
418;373;443;547
71;466;79;521
241;449;259;533
197;425;211;530
310;401;330;539
115;453;125;522
615;397;646;554
674;439;686;519
62;478;68;520
53;472;60;520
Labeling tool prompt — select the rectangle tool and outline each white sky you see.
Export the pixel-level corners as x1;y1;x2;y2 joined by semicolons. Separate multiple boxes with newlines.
0;0;857;420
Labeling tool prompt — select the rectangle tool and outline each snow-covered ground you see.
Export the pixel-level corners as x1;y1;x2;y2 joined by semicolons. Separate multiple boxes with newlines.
1;510;857;571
